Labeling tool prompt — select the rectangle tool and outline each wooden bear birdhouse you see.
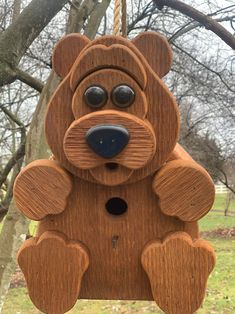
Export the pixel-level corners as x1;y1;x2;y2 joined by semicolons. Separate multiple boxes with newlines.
14;31;216;314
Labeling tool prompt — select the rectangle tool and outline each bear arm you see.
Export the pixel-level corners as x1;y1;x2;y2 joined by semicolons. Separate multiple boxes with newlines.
14;159;72;221
152;144;215;222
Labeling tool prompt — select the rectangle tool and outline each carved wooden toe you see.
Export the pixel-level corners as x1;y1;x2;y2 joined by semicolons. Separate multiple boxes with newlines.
141;232;215;314
18;231;89;314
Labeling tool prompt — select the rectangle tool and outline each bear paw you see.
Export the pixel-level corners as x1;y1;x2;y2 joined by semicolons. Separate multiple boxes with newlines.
141;232;215;314
18;231;89;314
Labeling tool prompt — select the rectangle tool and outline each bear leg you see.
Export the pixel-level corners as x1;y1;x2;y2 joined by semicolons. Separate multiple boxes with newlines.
17;231;89;314
141;232;215;314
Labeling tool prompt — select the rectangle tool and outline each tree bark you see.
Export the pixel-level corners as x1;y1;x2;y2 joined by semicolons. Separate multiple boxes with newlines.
84;0;111;38
11;0;21;23
0;0;69;87
66;0;98;35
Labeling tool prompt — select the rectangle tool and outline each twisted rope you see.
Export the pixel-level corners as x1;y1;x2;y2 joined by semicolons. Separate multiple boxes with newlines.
113;0;127;37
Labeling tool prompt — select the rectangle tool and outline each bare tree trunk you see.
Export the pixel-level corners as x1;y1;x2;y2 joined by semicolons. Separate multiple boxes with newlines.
224;192;233;216
0;0;110;310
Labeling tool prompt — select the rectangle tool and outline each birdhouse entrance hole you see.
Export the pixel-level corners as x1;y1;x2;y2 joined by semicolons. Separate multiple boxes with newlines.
106;197;128;216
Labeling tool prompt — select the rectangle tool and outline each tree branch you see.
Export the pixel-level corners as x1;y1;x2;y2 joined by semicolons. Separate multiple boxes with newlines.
169;16;235;43
173;43;235;94
0;156;24;220
0;106;26;189
15;67;44;92
154;0;235;50
84;0;111;39
0;0;69;87
0;142;25;190
66;0;97;34
0;105;25;127
218;170;235;194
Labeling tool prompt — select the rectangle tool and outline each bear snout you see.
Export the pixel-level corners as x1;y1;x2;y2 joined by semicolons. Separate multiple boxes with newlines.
63;110;156;171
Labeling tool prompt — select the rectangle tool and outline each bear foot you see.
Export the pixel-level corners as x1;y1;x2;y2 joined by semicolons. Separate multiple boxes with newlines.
141;232;215;314
17;231;89;314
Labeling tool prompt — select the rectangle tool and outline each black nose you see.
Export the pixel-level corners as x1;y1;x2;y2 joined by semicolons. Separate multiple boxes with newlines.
86;124;129;158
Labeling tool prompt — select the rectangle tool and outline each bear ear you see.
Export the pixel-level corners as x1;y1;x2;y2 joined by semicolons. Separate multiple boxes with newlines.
52;34;90;78
132;31;172;78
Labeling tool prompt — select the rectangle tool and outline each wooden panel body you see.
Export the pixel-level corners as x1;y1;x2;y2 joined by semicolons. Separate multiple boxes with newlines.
14;32;216;314
37;174;199;300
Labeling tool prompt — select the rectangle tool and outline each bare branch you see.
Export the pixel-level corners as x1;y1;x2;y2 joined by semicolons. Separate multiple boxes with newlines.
218;170;235;194
169;16;235;42
154;0;235;50
0;105;26;190
0;0;69;86
0;105;25;127
0;143;25;190
15;67;44;92
173;43;235;94
66;0;97;34
0;156;24;219
84;0;111;39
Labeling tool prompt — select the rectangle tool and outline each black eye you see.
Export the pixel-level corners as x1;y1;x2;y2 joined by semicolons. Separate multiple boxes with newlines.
112;85;135;108
84;86;108;108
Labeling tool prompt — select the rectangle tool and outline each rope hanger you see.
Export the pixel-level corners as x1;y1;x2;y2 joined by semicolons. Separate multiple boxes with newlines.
113;0;127;37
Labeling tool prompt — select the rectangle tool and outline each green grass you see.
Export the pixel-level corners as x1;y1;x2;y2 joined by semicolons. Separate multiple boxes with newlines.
199;210;235;232
212;193;235;212
199;193;235;232
1;193;235;313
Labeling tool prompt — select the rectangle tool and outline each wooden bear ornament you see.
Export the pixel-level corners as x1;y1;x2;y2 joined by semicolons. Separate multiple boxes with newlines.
14;32;216;314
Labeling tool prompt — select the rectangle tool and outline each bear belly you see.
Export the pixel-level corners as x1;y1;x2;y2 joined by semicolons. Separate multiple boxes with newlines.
37;175;198;300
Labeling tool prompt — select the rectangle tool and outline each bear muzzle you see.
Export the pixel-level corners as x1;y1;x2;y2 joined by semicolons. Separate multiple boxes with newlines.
63;110;156;171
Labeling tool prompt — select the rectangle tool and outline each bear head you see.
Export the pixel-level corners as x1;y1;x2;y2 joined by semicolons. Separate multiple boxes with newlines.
45;32;180;186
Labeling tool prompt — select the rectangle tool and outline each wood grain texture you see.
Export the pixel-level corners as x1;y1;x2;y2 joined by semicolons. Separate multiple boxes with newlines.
89;164;133;186
168;142;193;162
52;33;90;78
70;44;147;91
15;33;215;312
14;159;72;220
18;231;89;314
64;110;156;170
153;159;215;221
78;35;180;183
132;31;173;78
37;175;199;301
141;232;216;314
84;34;161;74
45;34;180;184
72;69;148;120
82;34;180;182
